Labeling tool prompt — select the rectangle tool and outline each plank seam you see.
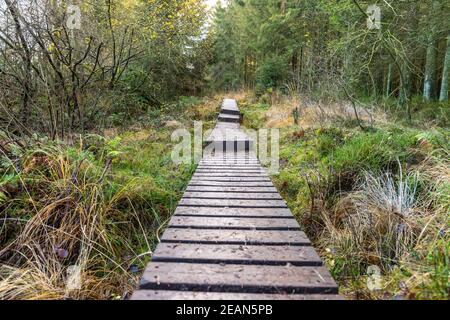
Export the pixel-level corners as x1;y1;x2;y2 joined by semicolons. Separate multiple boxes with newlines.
150;257;323;267
167;226;300;231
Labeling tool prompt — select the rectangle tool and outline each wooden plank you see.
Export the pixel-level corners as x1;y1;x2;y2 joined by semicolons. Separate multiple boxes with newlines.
200;156;259;163
200;159;258;161
178;198;287;208
218;113;240;120
131;290;342;300
200;160;259;163
197;166;263;170
190;177;271;182
222;98;239;112
199;162;260;166
186;186;278;193
183;192;282;199
200;159;259;161
151;243;322;266
188;181;274;187
200;162;262;166
214;121;240;128
193;173;269;178
196;169;266;173
218;114;240;123
206;128;251;142
197;168;263;171
168;216;300;230
139;263;338;294
174;207;293;218
161;228;309;245
202;156;257;159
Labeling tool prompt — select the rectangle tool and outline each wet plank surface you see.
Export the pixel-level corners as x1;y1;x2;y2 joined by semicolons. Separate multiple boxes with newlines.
161;228;310;245
173;207;294;218
185;186;278;193
179;198;287;208
183;191;282;199
151;243;322;266
131;98;340;300
138;263;338;294
168;216;299;230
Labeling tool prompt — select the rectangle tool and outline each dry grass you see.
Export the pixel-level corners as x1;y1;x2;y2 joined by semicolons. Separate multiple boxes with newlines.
318;160;449;299
0;143;144;299
235;89;449;299
265;95;387;129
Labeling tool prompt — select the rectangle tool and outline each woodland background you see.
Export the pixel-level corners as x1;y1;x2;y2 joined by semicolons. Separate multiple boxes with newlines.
0;0;448;300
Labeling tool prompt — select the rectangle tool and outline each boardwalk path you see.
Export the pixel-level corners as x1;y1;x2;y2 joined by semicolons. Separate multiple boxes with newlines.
131;99;340;300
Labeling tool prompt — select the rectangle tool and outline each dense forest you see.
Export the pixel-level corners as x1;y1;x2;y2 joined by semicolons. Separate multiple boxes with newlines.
0;0;448;300
211;1;450;110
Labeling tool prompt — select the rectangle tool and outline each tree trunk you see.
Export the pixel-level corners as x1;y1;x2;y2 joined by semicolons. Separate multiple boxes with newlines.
439;33;450;101
423;0;440;101
5;0;32;125
423;40;437;101
385;63;392;98
399;61;412;106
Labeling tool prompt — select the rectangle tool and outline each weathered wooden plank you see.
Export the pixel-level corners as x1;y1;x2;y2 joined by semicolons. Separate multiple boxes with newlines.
199;162;260;166
196;169;266;173
197;167;263;171
151;243;322;266
178;198;287;208
188;181;274;187
193;173;269;178
214;121;240;128
206;128;251;142
218;113;240;119
161;228;309;245
221;98;240;113
186;186;278;193
200;158;259;161
131;290;342;300
139;263;338;294
218;114;240;123
190;177;271;182
183;192;282;199
202;156;257;159
174;207;293;218
168;216;299;230
203;159;258;161
196;168;265;171
201;159;258;161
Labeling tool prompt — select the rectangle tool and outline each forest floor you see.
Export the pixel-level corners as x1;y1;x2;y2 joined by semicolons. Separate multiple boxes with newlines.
234;90;449;300
0;96;218;299
0;92;448;300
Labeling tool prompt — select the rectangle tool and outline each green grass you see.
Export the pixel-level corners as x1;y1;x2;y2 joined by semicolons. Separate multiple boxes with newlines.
0;96;219;299
238;93;449;300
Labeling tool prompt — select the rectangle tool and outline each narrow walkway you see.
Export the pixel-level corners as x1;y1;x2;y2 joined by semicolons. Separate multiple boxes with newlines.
131;99;340;300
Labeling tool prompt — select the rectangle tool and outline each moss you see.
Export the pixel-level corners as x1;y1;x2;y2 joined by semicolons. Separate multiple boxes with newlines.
238;94;449;300
0;95;210;299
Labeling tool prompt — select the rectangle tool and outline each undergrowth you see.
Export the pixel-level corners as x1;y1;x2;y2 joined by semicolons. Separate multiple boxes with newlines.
0;96;219;299
238;91;449;300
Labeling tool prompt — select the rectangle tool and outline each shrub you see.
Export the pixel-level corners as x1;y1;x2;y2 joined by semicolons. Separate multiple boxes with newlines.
255;56;289;96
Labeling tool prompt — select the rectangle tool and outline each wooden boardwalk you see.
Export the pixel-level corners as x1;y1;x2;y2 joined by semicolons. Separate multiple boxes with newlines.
131;99;340;300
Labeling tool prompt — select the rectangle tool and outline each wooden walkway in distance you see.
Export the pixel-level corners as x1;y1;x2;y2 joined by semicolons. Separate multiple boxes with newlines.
131;99;341;300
